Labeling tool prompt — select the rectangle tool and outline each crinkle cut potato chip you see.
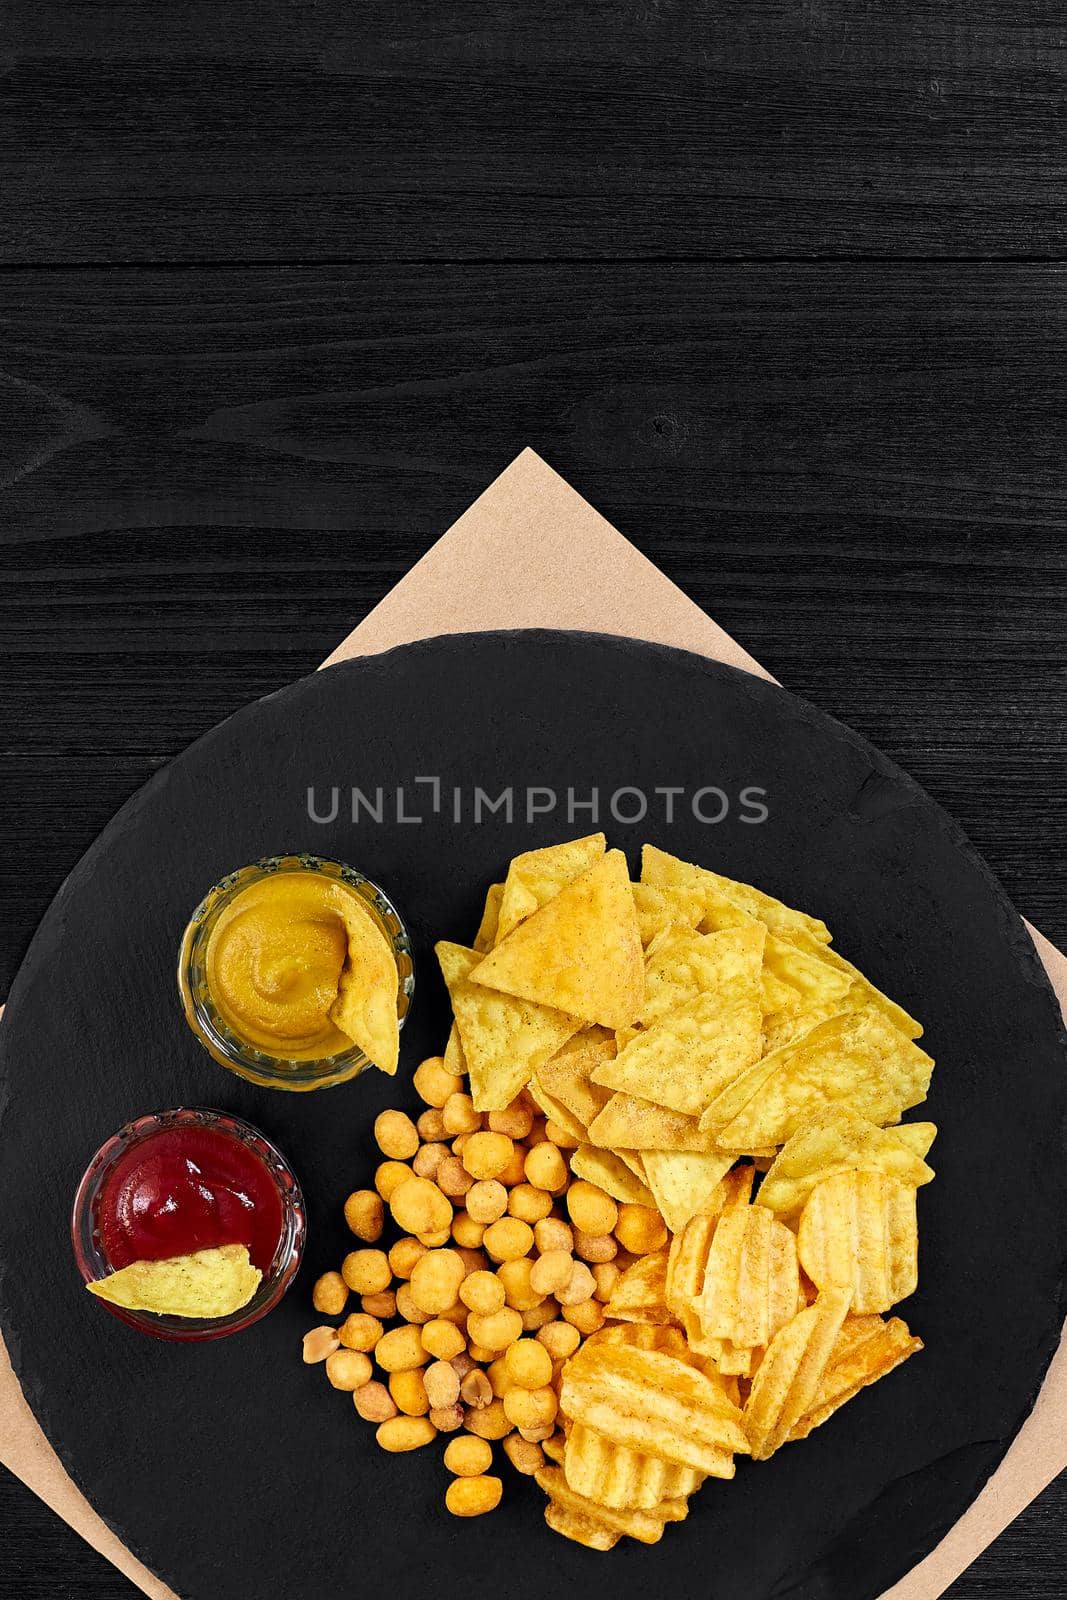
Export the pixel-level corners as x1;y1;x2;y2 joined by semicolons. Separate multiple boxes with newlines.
329;890;402;1075
700;1006;934;1148
469;849;644;1030
743;1287;853;1460
757;1107;936;1220
592;925;765;1116
86;1244;261;1319
700;1206;800;1351
642;1149;735;1235
789;1313;924;1441
560;1341;750;1473
798;1168;919;1314
435;941;581;1111
495;832;606;941
536;1467;684;1545
543;1499;620;1550
565;1421;711;1506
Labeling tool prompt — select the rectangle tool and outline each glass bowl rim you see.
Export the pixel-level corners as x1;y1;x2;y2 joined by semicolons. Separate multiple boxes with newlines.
71;1106;306;1342
177;853;415;1091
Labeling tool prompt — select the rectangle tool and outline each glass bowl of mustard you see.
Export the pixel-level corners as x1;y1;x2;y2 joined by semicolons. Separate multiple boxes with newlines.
178;855;415;1091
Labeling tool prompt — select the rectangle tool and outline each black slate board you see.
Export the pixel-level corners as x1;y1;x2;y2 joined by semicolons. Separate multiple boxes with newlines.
0;630;1064;1600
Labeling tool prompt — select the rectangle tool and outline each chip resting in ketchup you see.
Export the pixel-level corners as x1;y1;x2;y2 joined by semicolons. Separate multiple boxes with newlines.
87;1244;261;1319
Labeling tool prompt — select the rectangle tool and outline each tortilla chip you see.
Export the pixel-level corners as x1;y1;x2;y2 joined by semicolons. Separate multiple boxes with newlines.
443;1020;466;1077
756;1107;936;1220
699;868;831;946
588;1092;721;1153
642;1150;736;1235
571;1145;656;1207
762;934;852;1014
537;1031;617;1129
86;1244;261;1319
779;928;922;1039
603;1251;672;1325
436;941;582;1111
472;883;504;953
496;833;607;941
700;1008;934;1149
527;1079;588;1144
470;849;644;1030
592;926;764;1116
631;881;673;947
330;891;401;1075
641;924;768;1029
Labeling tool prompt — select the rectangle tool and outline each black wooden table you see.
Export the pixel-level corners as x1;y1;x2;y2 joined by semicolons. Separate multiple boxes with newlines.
1;3;1064;1595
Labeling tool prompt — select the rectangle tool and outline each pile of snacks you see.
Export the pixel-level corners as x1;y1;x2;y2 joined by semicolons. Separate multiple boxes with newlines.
304;835;936;1550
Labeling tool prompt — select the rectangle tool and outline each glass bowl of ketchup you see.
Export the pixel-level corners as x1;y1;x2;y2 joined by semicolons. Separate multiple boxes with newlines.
72;1108;306;1341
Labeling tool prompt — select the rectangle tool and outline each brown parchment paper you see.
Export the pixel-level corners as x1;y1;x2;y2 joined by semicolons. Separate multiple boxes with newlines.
1;448;1064;1600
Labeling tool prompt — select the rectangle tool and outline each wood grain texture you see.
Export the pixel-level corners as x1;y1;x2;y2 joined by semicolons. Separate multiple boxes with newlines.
2;0;1065;262
2;263;1064;1001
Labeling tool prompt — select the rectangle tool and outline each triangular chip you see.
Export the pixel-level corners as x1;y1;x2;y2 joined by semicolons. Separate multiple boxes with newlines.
787;1313;923;1441
604;1250;672;1324
526;1079;588;1144
496;833;606;941
592;926;764;1116
761;934;853;1014
631;881;673;947
760;998;851;1057
443;1020;466;1077
589;1092;721;1153
777;927;922;1039
536;1031;617;1129
641;924;769;1028
436;941;582;1111
642;1150;735;1235
756;1107;936;1220
330;891;402;1075
86;1244;261;1319
472;883;504;953
890;1122;938;1161
570;1145;656;1208
700;1008;934;1148
698;866;831;946
469;850;643;1030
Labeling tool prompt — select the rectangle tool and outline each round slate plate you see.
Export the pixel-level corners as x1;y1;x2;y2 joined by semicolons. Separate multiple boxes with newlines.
1;631;1065;1600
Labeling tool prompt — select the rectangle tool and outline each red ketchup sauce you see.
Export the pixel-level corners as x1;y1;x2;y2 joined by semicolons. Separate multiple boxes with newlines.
94;1122;284;1272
